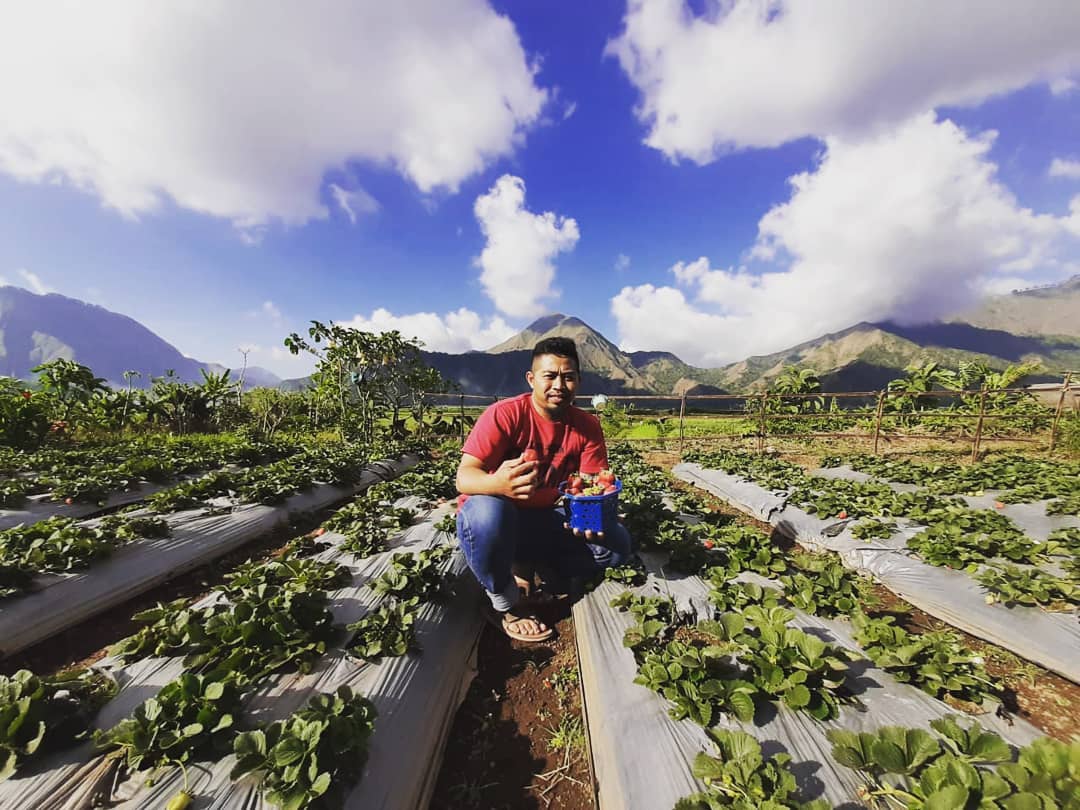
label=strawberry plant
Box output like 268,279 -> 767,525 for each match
111,598 -> 204,661
827,719 -> 1080,809
98,513 -> 171,542
1,668 -> 116,782
645,520 -> 718,575
849,612 -> 999,704
906,508 -> 1041,570
371,546 -> 454,601
98,670 -> 241,770
779,553 -> 865,618
676,728 -> 830,810
739,608 -> 853,721
634,639 -> 756,725
851,518 -> 896,540
0,516 -> 133,596
604,560 -> 647,586
231,686 -> 376,810
703,524 -> 787,579
1046,492 -> 1080,517
976,565 -> 1079,610
705,578 -> 782,614
0,479 -> 29,507
610,590 -> 679,652
1046,526 -> 1080,555
347,597 -> 421,661
433,511 -> 457,537
322,503 -> 393,558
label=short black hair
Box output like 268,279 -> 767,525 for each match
532,337 -> 580,370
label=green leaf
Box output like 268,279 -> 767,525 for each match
923,784 -> 969,810
1001,793 -> 1046,810
728,692 -> 755,723
311,771 -> 331,796
272,737 -> 307,767
0,750 -> 17,782
692,752 -> 726,781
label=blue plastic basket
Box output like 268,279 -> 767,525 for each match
558,479 -> 622,533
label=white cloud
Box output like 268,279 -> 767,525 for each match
261,301 -> 284,324
0,0 -> 547,232
246,300 -> 285,326
340,307 -> 516,353
17,268 -> 53,295
607,0 -> 1080,161
473,174 -> 580,318
1049,158 -> 1080,180
614,253 -> 631,272
1050,77 -> 1077,96
329,183 -> 379,224
612,115 -> 1079,367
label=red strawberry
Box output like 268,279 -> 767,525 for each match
703,539 -> 715,550
837,510 -> 848,520
522,449 -> 539,462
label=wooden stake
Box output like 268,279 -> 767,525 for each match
1048,372 -> 1073,455
872,390 -> 886,455
678,395 -> 687,457
757,393 -> 767,454
970,389 -> 988,463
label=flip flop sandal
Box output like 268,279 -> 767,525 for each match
486,608 -> 554,643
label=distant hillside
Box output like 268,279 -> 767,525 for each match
0,286 -> 280,388
714,321 -> 1080,392
954,275 -> 1080,338
7,280 -> 1073,401
483,313 -> 727,397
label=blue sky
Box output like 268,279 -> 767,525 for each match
1,0 -> 1079,379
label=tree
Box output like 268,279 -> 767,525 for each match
770,366 -> 823,413
245,388 -> 301,439
31,359 -> 108,431
149,370 -> 208,434
886,362 -> 957,412
285,321 -> 449,444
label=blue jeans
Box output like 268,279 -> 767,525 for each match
457,495 -> 633,611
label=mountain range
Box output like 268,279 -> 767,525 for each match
2,276 -> 1078,395
0,285 -> 281,388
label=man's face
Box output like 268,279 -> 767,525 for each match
527,354 -> 579,418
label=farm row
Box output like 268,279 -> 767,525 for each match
573,446 -> 1076,809
2,454 -> 482,810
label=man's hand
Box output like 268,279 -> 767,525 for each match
496,456 -> 539,500
564,522 -> 603,541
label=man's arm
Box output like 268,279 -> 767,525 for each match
457,452 -> 539,500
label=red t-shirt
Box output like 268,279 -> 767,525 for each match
460,393 -> 608,509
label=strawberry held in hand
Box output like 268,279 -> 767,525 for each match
522,448 -> 539,462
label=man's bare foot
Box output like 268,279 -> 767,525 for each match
499,611 -> 553,642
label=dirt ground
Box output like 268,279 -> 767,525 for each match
429,606 -> 595,810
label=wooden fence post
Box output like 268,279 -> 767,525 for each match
678,395 -> 687,456
1048,372 -> 1073,455
970,389 -> 988,463
872,390 -> 886,455
757,393 -> 767,453
459,394 -> 466,443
